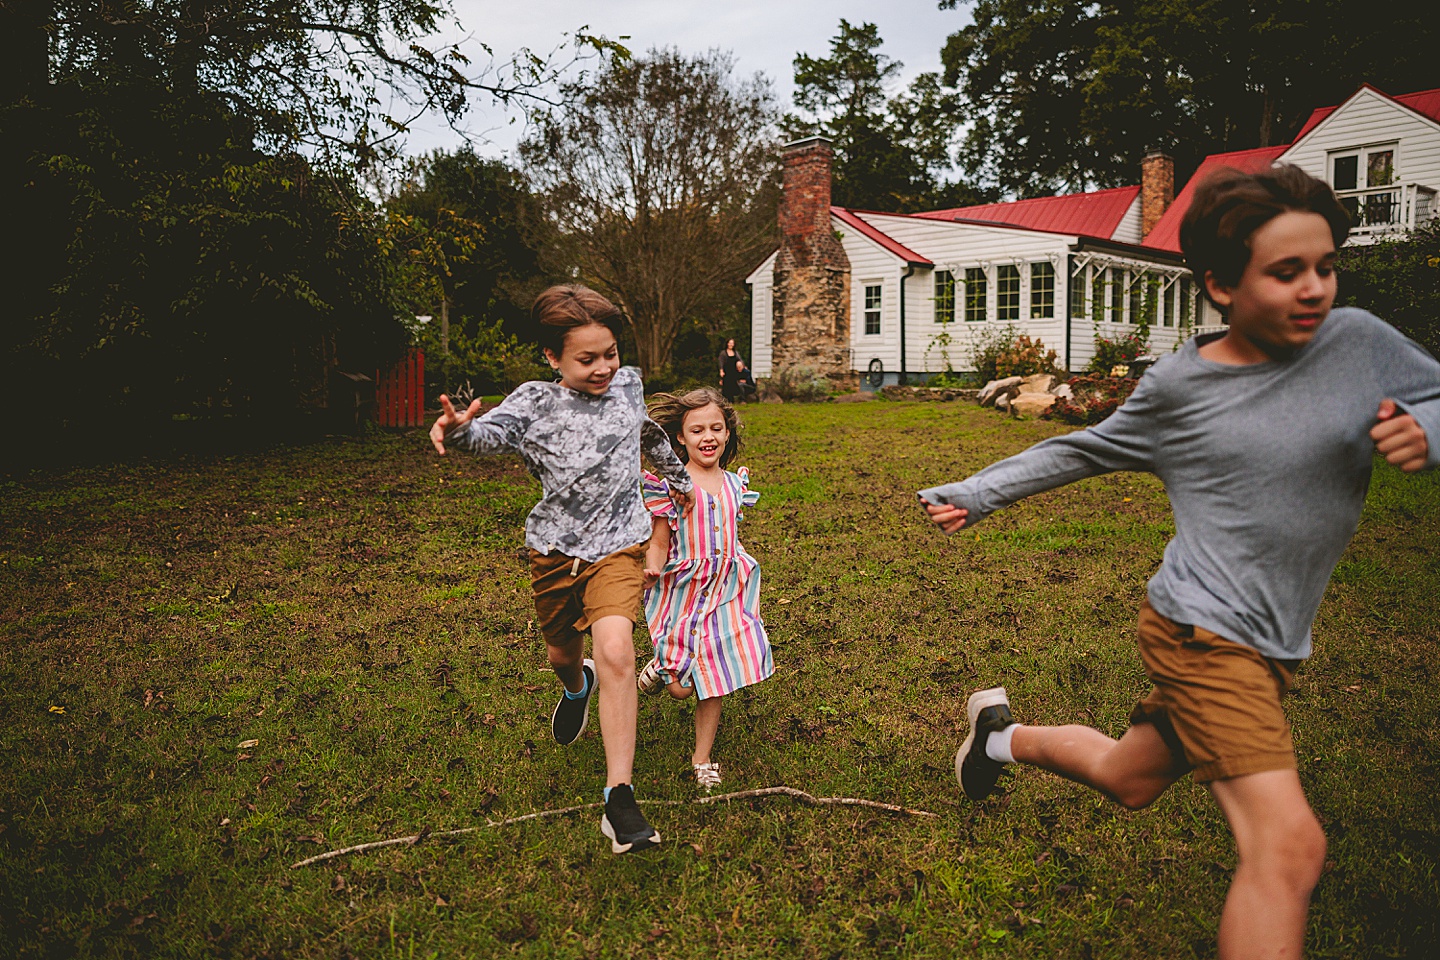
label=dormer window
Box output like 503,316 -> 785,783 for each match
1329,144 -> 1400,229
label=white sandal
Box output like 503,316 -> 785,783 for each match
693,761 -> 722,791
637,658 -> 664,694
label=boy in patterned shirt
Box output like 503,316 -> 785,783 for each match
430,284 -> 693,854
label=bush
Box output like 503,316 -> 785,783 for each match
1086,328 -> 1151,375
1337,221 -> 1440,359
764,366 -> 833,402
1044,375 -> 1139,425
968,325 -> 1060,382
994,335 -> 1060,380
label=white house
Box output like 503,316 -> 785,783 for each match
750,83 -> 1440,386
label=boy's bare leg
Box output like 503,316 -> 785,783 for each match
545,635 -> 585,693
1011,721 -> 1188,810
1209,770 -> 1325,960
590,615 -> 638,787
692,696 -> 722,765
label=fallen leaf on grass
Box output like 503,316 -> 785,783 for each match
48,705 -> 66,715
238,739 -> 259,749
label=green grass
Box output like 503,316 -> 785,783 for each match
1,402 -> 1437,959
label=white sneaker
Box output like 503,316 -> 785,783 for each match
956,687 -> 1014,801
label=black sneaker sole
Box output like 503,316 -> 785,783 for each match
600,814 -> 661,854
956,687 -> 1012,801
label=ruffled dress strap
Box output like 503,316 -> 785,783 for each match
641,470 -> 680,530
732,466 -> 760,517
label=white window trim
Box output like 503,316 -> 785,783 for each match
861,280 -> 883,336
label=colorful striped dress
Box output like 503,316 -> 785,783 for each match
641,467 -> 773,700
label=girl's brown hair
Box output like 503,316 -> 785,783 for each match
646,387 -> 741,467
1179,163 -> 1350,308
531,284 -> 624,357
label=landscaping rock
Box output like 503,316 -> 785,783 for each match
879,385 -> 979,402
1010,393 -> 1059,418
1019,373 -> 1056,394
1052,382 -> 1074,401
994,392 -> 1011,411
978,376 -> 1022,406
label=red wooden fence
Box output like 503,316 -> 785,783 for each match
375,348 -> 427,427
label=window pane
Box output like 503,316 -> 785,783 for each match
997,264 -> 1020,321
1367,150 -> 1394,187
1162,280 -> 1174,327
1333,155 -> 1358,191
965,267 -> 987,322
1030,262 -> 1055,318
934,270 -> 955,324
1092,268 -> 1105,320
865,284 -> 881,334
1069,264 -> 1086,319
1109,268 -> 1124,322
1180,279 -> 1192,324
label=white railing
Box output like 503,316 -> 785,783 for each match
1189,323 -> 1228,339
1336,182 -> 1438,239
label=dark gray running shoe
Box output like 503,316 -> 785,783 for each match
551,659 -> 595,746
956,686 -> 1014,801
600,784 -> 661,854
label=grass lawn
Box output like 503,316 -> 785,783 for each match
2,400 -> 1437,959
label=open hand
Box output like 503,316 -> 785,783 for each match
429,394 -> 482,455
1371,398 -> 1429,473
919,495 -> 970,534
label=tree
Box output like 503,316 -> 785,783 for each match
521,49 -> 780,374
383,148 -> 549,393
941,0 -> 1440,196
17,0 -> 615,164
789,20 -> 990,212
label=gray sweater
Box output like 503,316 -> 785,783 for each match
446,366 -> 693,562
919,308 -> 1440,660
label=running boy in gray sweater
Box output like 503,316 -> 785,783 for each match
919,165 -> 1438,959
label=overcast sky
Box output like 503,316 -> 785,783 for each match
400,0 -> 974,159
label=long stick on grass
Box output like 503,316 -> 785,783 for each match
290,787 -> 937,869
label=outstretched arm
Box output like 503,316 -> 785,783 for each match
644,518 -> 671,588
430,385 -> 537,458
918,372 -> 1163,531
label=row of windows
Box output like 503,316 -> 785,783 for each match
933,263 -> 1055,324
861,263 -> 1199,335
1069,264 -> 1200,328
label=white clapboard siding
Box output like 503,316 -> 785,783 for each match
840,220 -> 909,378
1110,195 -> 1145,244
745,251 -> 777,377
1282,88 -> 1440,192
855,212 -> 1076,373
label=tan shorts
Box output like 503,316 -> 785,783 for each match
529,543 -> 647,648
1130,600 -> 1300,783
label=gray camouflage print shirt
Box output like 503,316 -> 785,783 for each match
445,366 -> 693,562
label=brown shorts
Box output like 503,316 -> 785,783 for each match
529,543 -> 647,648
1130,600 -> 1301,783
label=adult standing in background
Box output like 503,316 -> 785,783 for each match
718,338 -> 743,401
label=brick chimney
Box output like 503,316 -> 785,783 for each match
772,136 -> 852,380
1141,150 -> 1175,238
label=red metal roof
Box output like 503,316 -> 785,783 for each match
1143,146 -> 1288,253
831,206 -> 932,265
910,186 -> 1140,239
1292,84 -> 1440,143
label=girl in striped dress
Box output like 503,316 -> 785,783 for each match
639,387 -> 773,790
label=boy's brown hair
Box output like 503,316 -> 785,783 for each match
532,284 -> 624,357
646,387 -> 741,467
1180,164 -> 1350,308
